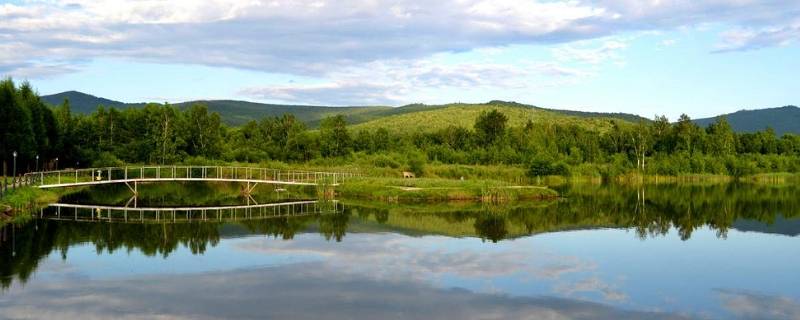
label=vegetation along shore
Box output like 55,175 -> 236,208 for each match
2,77 -> 800,218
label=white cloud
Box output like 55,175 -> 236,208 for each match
660,39 -> 677,47
555,276 -> 628,302
553,40 -> 629,64
715,24 -> 800,52
717,289 -> 800,320
3,0 -> 799,75
2,0 -> 800,103
239,58 -> 581,105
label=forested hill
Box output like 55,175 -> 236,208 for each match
40,91 -> 646,127
693,106 -> 800,135
41,91 -> 137,113
40,91 -> 394,126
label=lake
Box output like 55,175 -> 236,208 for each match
1,182 -> 799,319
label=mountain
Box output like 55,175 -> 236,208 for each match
693,106 -> 800,135
39,91 -> 646,128
40,91 -> 137,113
40,91 -> 392,127
172,100 -> 392,128
351,102 -> 628,133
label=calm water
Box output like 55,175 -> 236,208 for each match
1,183 -> 799,319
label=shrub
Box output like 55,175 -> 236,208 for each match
526,156 -> 569,177
92,152 -> 124,167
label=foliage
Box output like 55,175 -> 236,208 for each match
5,78 -> 800,180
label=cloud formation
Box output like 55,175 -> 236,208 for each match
0,262 -> 693,320
2,0 -> 799,104
717,289 -> 800,320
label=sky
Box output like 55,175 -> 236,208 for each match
1,0 -> 799,119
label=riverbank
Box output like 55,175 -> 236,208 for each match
0,186 -> 61,225
335,177 -> 558,202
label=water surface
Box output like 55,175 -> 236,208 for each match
1,183 -> 798,319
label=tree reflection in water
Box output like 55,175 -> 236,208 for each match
2,182 -> 799,289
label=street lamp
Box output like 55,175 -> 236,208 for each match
36,155 -> 39,172
12,151 -> 17,183
55,157 -> 59,170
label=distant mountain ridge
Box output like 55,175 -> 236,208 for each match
43,91 -> 793,134
693,105 -> 800,135
41,91 -> 135,112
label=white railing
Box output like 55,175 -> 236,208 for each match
24,165 -> 361,188
41,200 -> 342,223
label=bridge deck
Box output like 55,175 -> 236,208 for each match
25,165 -> 357,190
38,178 -> 323,189
43,200 -> 341,223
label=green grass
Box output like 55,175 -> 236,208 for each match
350,103 -> 625,134
336,177 -> 557,202
0,186 -> 60,225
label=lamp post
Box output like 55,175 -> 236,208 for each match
55,157 -> 59,170
12,151 -> 17,185
36,155 -> 39,172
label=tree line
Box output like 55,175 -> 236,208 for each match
2,78 -> 800,178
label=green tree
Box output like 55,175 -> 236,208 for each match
674,114 -> 700,153
706,117 -> 736,156
474,109 -> 508,145
185,104 -> 222,157
319,115 -> 351,157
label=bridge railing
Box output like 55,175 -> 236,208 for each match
41,200 -> 342,223
24,166 -> 361,187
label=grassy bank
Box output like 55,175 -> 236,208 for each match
335,177 -> 558,202
0,186 -> 60,225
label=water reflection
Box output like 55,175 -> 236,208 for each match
1,182 -> 799,319
0,261 -> 704,320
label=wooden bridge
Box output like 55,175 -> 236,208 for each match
23,166 -> 357,195
40,200 -> 341,224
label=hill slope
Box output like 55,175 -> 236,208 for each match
40,91 -> 136,113
40,91 -> 393,126
351,102 -> 626,133
171,100 -> 392,127
41,91 -> 646,128
693,106 -> 800,135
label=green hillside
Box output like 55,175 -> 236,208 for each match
171,100 -> 391,127
40,91 -> 645,128
351,102 -> 625,133
40,91 -> 392,127
40,91 -> 138,113
693,105 -> 800,135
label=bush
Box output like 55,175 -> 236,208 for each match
372,154 -> 400,169
407,152 -> 427,176
526,156 -> 569,177
92,152 -> 124,167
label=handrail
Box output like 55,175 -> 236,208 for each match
24,165 -> 362,189
41,200 -> 343,223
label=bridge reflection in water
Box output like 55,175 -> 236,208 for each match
39,200 -> 342,224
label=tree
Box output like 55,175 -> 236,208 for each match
630,121 -> 651,172
651,115 -> 673,153
706,117 -> 736,156
474,109 -> 508,145
0,79 -> 38,172
185,104 -> 222,157
319,115 -> 351,157
674,114 -> 700,153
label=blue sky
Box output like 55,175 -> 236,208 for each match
1,0 -> 799,119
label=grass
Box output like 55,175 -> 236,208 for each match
350,103 -> 625,134
336,177 -> 558,202
0,186 -> 60,225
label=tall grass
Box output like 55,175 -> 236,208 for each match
336,177 -> 557,202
